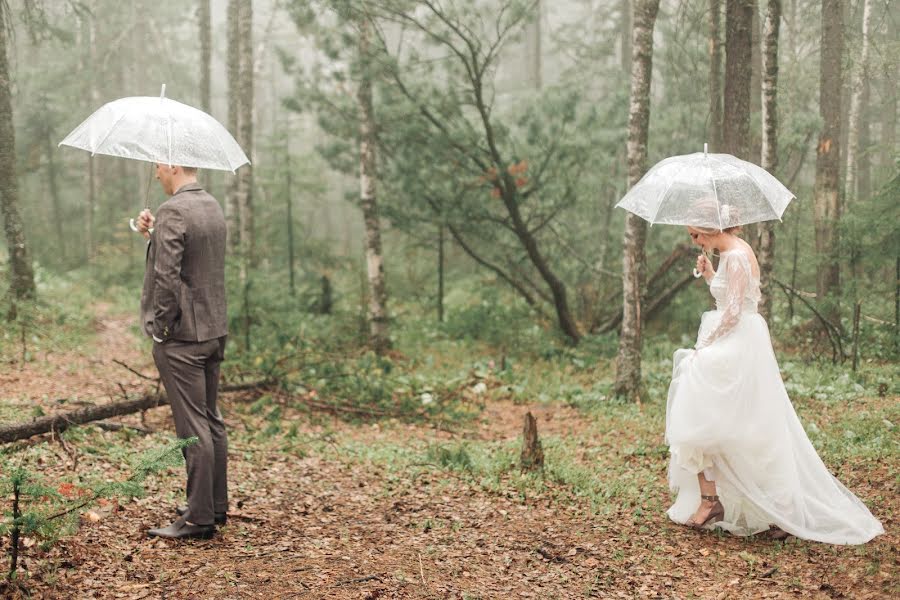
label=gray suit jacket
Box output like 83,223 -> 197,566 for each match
141,182 -> 228,343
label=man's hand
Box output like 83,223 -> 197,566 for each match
136,209 -> 155,240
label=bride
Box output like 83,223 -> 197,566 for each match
664,225 -> 884,544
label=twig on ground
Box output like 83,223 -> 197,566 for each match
92,421 -> 152,435
333,574 -> 381,587
418,552 -> 426,585
112,359 -> 157,381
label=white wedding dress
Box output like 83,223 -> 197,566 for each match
665,249 -> 884,544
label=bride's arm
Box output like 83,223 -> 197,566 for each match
695,254 -> 750,349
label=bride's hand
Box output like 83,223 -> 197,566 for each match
695,254 -> 714,280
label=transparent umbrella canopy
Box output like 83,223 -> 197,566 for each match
58,84 -> 249,172
615,145 -> 795,230
58,84 -> 249,232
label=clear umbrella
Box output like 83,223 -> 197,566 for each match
615,144 -> 795,277
58,84 -> 249,232
59,84 -> 249,172
615,144 -> 795,230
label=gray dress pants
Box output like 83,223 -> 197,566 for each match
152,336 -> 228,526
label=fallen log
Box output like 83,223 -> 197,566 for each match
0,393 -> 169,444
0,380 -> 271,444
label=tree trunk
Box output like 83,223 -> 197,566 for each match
44,122 -> 65,257
844,0 -> 872,207
0,5 -> 36,302
614,0 -> 660,403
757,0 -> 781,323
723,0 -> 753,160
880,23 -> 897,182
358,17 -> 390,354
519,412 -> 544,472
286,150 -> 295,297
707,0 -> 723,151
526,0 -> 542,89
437,222 -> 445,322
749,0 -> 762,162
226,0 -> 241,252
237,0 -> 254,267
621,0 -> 632,76
813,0 -> 843,317
199,0 -> 212,114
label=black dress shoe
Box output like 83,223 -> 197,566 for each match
147,517 -> 215,540
175,505 -> 227,525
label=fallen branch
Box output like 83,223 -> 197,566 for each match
0,378 -> 272,444
772,278 -> 845,362
0,393 -> 169,444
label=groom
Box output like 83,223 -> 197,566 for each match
137,163 -> 229,540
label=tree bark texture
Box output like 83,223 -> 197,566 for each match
723,0 -> 753,160
813,0 -> 843,313
614,0 -> 660,403
526,0 -> 542,89
237,0 -> 255,266
758,0 -> 781,323
226,0 -> 241,252
519,412 -> 544,472
0,394 -> 169,444
358,17 -> 390,354
844,0 -> 872,205
0,4 -> 36,301
621,0 -> 632,76
199,0 -> 212,114
707,0 -> 723,151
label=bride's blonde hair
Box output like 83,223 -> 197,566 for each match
690,225 -> 743,236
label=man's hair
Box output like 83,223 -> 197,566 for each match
181,166 -> 199,175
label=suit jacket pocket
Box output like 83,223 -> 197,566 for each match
172,283 -> 196,340
190,285 -> 226,341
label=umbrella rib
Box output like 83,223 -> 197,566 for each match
208,122 -> 242,172
88,111 -> 130,157
742,167 -> 792,221
647,167 -> 682,227
710,168 -> 723,231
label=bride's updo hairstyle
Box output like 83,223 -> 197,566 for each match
690,224 -> 743,236
689,196 -> 742,235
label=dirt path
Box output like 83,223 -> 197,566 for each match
5,309 -> 897,599
0,302 -> 155,421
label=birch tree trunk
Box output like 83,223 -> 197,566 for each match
525,0 -> 542,89
813,0 -> 843,318
614,0 -> 660,403
757,0 -> 780,323
707,0 -> 723,151
0,4 -> 35,302
723,0 -> 753,160
844,0 -> 872,206
358,16 -> 390,354
226,0 -> 241,252
199,0 -> 212,114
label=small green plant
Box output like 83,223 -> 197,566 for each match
0,437 -> 196,589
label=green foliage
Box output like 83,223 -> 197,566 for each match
0,437 -> 195,580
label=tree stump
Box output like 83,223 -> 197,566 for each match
519,411 -> 544,472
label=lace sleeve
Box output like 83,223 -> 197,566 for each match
695,253 -> 750,349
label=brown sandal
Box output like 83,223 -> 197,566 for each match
687,494 -> 725,530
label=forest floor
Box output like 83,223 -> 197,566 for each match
0,302 -> 897,600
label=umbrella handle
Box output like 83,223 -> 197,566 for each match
129,218 -> 154,235
692,268 -> 703,279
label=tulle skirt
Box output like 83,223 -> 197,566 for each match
665,310 -> 884,544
